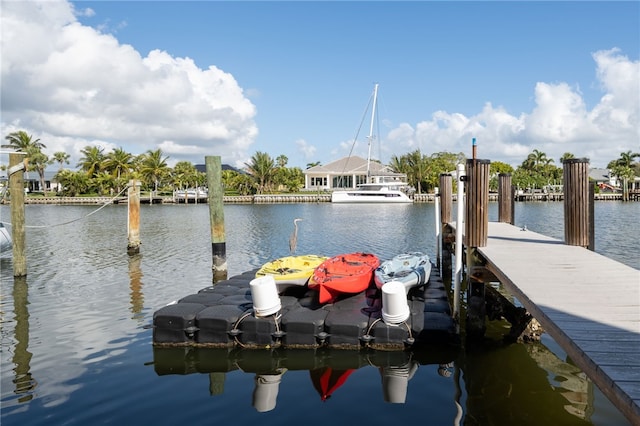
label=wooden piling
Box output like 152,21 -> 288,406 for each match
127,179 -> 141,255
464,159 -> 490,248
8,153 -> 27,277
498,173 -> 514,225
562,158 -> 590,247
206,156 -> 227,281
439,173 -> 452,274
439,173 -> 452,225
464,159 -> 490,339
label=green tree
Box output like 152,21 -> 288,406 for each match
276,155 -> 288,168
607,150 -> 640,201
172,161 -> 202,190
3,130 -> 46,153
50,151 -> 70,171
55,169 -> 90,196
77,146 -> 105,178
139,149 -> 170,192
559,152 -> 575,164
489,161 -> 515,192
104,147 -> 134,192
245,151 -> 276,193
28,150 -> 50,194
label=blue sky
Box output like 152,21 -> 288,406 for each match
1,1 -> 639,170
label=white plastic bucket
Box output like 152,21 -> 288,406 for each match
250,275 -> 281,317
381,280 -> 410,325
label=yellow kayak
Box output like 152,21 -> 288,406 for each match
256,254 -> 329,293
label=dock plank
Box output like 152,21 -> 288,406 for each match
453,221 -> 640,423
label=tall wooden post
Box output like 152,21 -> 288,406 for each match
9,153 -> 27,276
127,180 -> 141,255
206,156 -> 227,282
465,159 -> 490,248
439,174 -> 453,281
465,159 -> 490,339
498,173 -> 514,224
563,158 -> 590,248
439,174 -> 452,225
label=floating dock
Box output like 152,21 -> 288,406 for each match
152,264 -> 456,350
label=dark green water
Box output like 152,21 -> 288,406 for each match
0,202 -> 637,425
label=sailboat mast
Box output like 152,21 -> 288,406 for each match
366,83 -> 379,180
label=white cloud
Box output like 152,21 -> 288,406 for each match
384,49 -> 639,168
1,0 -> 257,168
295,138 -> 317,162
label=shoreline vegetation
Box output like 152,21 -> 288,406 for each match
1,191 -> 635,205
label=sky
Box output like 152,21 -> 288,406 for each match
1,1 -> 639,171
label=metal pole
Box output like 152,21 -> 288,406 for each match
453,163 -> 466,320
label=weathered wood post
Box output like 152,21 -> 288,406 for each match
206,156 -> 227,282
127,179 -> 141,255
562,158 -> 590,248
498,173 -> 514,224
465,158 -> 490,339
439,173 -> 453,279
9,152 -> 27,276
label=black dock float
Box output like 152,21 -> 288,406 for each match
152,264 -> 457,350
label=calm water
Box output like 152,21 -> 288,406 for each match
0,201 -> 638,425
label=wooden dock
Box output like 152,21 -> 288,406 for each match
452,221 -> 640,423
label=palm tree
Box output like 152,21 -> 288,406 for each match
28,151 -> 50,194
77,146 -> 105,178
139,149 -> 170,192
559,152 -> 575,164
3,130 -> 46,153
608,150 -> 640,201
50,151 -> 71,171
245,151 -> 275,193
103,147 -> 134,193
104,147 -> 134,179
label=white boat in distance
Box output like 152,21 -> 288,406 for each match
331,84 -> 413,204
174,188 -> 208,201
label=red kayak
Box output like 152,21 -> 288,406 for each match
308,252 -> 380,304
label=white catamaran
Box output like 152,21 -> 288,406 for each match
331,84 -> 413,204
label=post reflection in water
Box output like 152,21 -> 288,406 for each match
128,253 -> 144,320
12,276 -> 37,403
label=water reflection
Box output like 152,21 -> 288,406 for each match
153,346 -> 458,412
12,276 -> 37,403
459,332 -> 594,425
128,254 -> 144,320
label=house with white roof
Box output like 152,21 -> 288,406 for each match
302,156 -> 407,191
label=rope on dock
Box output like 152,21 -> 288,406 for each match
0,185 -> 130,229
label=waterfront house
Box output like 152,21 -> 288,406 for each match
303,156 -> 407,191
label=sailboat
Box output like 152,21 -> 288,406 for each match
331,84 -> 413,204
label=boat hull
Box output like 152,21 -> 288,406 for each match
374,252 -> 431,292
308,252 -> 380,304
0,223 -> 11,253
255,254 -> 328,293
331,189 -> 412,204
